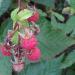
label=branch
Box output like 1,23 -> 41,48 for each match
54,44 -> 75,58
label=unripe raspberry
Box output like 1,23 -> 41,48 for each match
28,11 -> 39,22
27,47 -> 41,62
0,45 -> 11,56
21,35 -> 38,50
13,62 -> 24,72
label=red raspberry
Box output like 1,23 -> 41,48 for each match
28,11 -> 39,22
27,47 -> 41,62
13,62 -> 24,72
0,45 -> 11,56
21,35 -> 38,50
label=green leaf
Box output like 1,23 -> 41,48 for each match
66,69 -> 75,75
0,53 -> 12,75
0,19 -> 12,75
0,19 -> 13,42
63,16 -> 75,35
70,8 -> 75,15
19,55 -> 63,75
70,0 -> 75,9
31,0 -> 54,7
0,0 -> 12,16
11,31 -> 19,44
51,15 -> 63,30
1,17 -> 75,75
52,12 -> 64,22
38,9 -> 47,17
20,20 -> 29,27
62,7 -> 75,15
37,17 -> 75,59
51,15 -> 66,30
18,9 -> 33,21
11,8 -> 19,22
51,15 -> 75,38
61,50 -> 75,69
62,7 -> 71,15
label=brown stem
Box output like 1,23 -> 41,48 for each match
18,0 -> 21,9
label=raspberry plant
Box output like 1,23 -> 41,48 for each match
0,0 -> 75,75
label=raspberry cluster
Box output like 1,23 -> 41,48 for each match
0,6 -> 41,72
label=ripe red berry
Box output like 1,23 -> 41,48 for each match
21,35 -> 38,50
13,62 -> 24,72
0,45 -> 11,56
28,11 -> 39,22
27,47 -> 41,62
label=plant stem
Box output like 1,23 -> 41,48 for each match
54,44 -> 75,58
18,0 -> 21,9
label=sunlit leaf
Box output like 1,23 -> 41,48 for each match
18,9 -> 33,21
11,8 -> 19,22
11,31 -> 19,44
